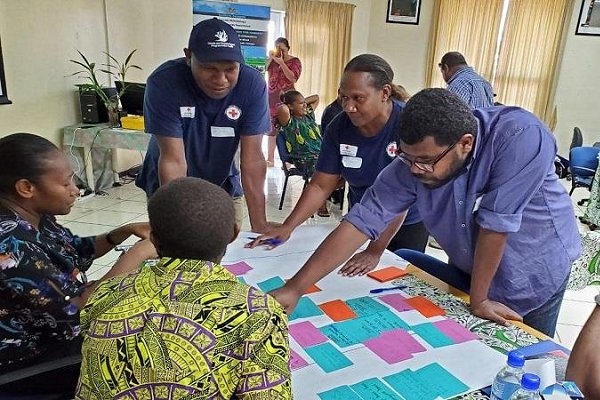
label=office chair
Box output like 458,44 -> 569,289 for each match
275,133 -> 310,210
571,127 -> 584,150
569,146 -> 600,200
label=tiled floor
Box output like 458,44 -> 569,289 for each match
65,166 -> 597,349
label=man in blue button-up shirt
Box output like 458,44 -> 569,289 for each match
439,52 -> 495,109
271,89 -> 580,337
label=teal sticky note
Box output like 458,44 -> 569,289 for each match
289,296 -> 324,320
346,296 -> 389,316
350,378 -> 403,399
318,386 -> 362,400
383,369 -> 439,400
414,363 -> 469,398
364,310 -> 410,332
319,324 -> 363,347
305,342 -> 353,373
237,276 -> 247,284
412,323 -> 454,348
320,317 -> 380,347
256,276 -> 285,293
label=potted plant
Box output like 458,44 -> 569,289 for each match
70,49 -> 142,126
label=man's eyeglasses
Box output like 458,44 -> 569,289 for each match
397,140 -> 459,173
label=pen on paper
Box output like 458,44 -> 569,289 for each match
370,286 -> 407,294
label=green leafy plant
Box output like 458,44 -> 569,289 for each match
69,49 -> 142,107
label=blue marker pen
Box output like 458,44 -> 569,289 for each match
369,285 -> 407,294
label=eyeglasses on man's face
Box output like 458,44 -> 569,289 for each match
397,140 -> 459,173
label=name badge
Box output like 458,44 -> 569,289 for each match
342,156 -> 363,169
340,144 -> 358,157
180,106 -> 195,118
211,126 -> 235,138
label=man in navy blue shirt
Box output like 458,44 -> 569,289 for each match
136,18 -> 273,232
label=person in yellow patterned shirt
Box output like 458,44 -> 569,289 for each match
76,177 -> 291,399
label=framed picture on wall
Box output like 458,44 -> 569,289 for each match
0,36 -> 11,105
386,0 -> 421,25
576,0 -> 600,36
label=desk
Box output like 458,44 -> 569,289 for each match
223,225 -> 548,399
62,124 -> 150,191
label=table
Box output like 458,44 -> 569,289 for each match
223,225 -> 549,399
62,124 -> 150,191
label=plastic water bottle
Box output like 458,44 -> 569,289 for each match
510,373 -> 542,400
490,350 -> 525,400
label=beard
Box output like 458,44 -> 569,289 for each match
416,156 -> 468,189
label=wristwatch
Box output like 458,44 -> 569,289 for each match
595,293 -> 600,306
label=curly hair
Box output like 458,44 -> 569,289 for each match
398,88 -> 478,146
148,177 -> 235,262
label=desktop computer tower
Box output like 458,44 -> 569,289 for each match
78,87 -> 117,124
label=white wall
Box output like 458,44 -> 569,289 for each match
0,0 -> 192,170
553,0 -> 600,152
366,0 -> 434,96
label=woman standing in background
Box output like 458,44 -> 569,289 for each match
266,37 -> 302,166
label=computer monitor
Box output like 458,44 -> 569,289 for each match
116,81 -> 145,116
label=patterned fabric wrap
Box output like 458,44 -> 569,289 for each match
0,207 -> 94,370
76,257 -> 291,400
568,231 -> 600,290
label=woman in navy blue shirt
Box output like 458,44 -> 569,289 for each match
249,54 -> 428,275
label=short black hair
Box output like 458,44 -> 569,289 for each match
148,177 -> 235,262
440,52 -> 467,67
275,37 -> 290,48
0,133 -> 60,195
281,90 -> 302,104
399,88 -> 478,146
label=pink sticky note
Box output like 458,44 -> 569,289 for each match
364,334 -> 414,364
290,349 -> 309,370
379,293 -> 414,312
224,261 -> 253,276
381,329 -> 427,354
433,319 -> 479,344
289,321 -> 328,348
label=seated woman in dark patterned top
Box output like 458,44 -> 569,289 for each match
0,133 -> 154,396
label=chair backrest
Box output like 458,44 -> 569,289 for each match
275,133 -> 291,164
571,127 -> 584,150
569,146 -> 600,177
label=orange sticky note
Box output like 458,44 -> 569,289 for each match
367,266 -> 408,282
319,299 -> 357,321
304,284 -> 322,294
405,296 -> 446,318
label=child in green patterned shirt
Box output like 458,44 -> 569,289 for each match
275,90 -> 329,216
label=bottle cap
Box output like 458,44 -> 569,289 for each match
507,350 -> 525,368
521,373 -> 540,391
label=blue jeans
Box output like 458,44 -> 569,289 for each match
394,249 -> 568,337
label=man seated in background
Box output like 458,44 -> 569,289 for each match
76,177 -> 291,399
438,51 -> 495,109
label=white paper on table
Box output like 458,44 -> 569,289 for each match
524,358 -> 557,391
225,225 -> 506,399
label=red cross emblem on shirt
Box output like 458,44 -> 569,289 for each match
386,141 -> 398,158
225,105 -> 241,120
